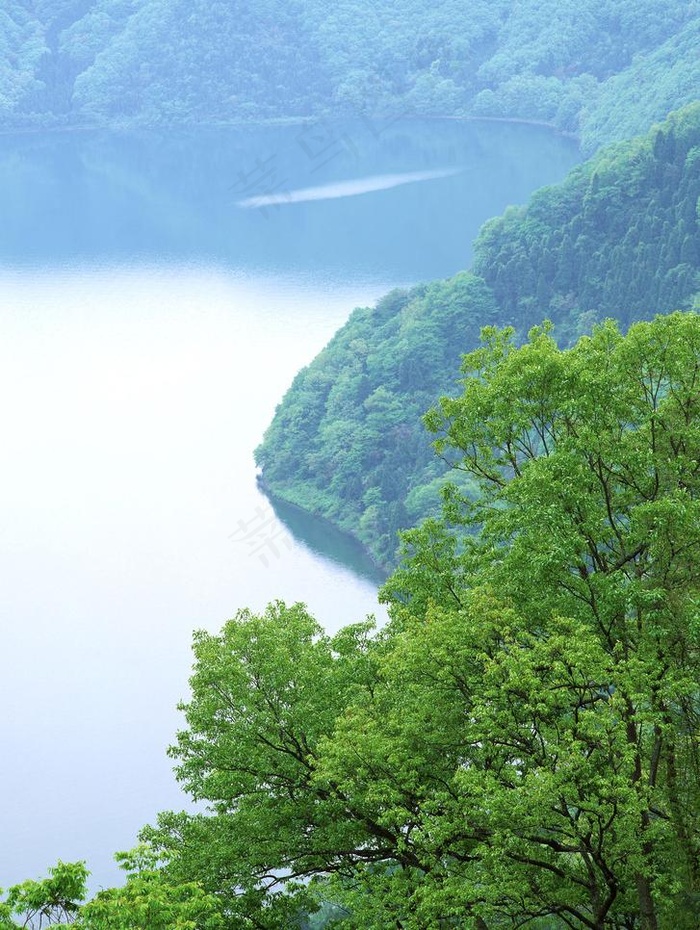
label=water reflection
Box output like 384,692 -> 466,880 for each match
264,492 -> 388,586
0,120 -> 579,278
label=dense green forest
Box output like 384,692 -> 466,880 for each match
1,0 -> 699,149
9,315 -> 700,928
256,104 -> 700,570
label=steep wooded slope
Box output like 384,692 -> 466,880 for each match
256,105 -> 700,568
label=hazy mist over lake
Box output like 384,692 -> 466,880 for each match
0,119 -> 579,889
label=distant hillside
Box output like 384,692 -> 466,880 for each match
255,104 -> 700,569
2,0 -> 699,149
473,104 -> 700,334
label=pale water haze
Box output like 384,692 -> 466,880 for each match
0,265 -> 388,889
0,120 -> 579,890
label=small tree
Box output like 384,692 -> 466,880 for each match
77,845 -> 223,930
0,861 -> 88,929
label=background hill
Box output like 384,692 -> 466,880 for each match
1,0 -> 698,150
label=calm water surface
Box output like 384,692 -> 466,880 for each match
0,120 -> 580,889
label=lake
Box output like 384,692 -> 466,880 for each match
0,118 -> 579,890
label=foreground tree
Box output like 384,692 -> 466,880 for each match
148,313 -> 700,928
376,313 -> 700,926
143,601 -> 386,928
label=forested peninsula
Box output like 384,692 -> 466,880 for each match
256,103 -> 700,570
1,0 -> 699,151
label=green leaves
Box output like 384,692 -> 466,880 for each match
0,861 -> 88,929
140,602 -> 385,926
137,314 -> 700,926
77,845 -> 224,930
396,313 -> 700,924
0,852 -> 224,930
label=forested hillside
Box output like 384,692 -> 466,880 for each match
256,104 -> 700,570
1,0 -> 699,149
474,104 -> 700,332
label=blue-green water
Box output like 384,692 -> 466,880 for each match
0,119 -> 578,275
0,119 -> 579,890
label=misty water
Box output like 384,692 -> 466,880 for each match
0,119 -> 579,890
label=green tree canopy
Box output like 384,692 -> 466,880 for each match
148,313 -> 700,928
0,861 -> 88,929
77,845 -> 223,930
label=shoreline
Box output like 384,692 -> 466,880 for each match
256,475 -> 391,584
0,112 -> 581,145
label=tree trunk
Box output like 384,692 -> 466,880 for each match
625,706 -> 659,930
636,871 -> 658,930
